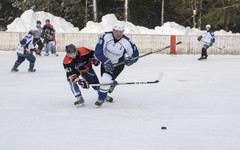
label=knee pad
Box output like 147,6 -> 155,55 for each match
99,73 -> 113,93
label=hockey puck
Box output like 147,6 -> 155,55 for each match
161,127 -> 167,130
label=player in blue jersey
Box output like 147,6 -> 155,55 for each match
198,24 -> 215,60
11,26 -> 40,72
94,20 -> 139,107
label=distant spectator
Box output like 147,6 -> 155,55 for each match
33,20 -> 43,55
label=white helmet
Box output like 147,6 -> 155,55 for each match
29,26 -> 38,31
205,24 -> 211,29
113,20 -> 125,31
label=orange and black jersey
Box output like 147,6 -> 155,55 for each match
42,24 -> 55,41
63,47 -> 95,78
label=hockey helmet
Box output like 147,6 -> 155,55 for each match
45,19 -> 50,23
113,20 -> 125,31
66,44 -> 77,54
205,24 -> 211,29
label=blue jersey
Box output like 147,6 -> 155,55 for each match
95,31 -> 139,64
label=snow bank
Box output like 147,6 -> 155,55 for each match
7,9 -> 79,33
7,10 -> 238,35
80,14 -> 239,35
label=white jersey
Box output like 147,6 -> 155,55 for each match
95,31 -> 139,64
201,30 -> 215,44
17,32 -> 35,55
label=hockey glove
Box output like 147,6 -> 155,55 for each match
209,42 -> 213,47
124,57 -> 135,66
31,48 -> 40,54
78,79 -> 90,89
103,59 -> 114,73
69,74 -> 78,83
198,36 -> 202,41
91,58 -> 100,66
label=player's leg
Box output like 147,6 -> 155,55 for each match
44,43 -> 49,56
11,55 -> 25,72
95,64 -> 125,107
37,39 -> 43,55
51,41 -> 58,56
203,44 -> 210,59
68,73 -> 84,107
81,68 -> 100,91
26,54 -> 36,72
101,64 -> 125,93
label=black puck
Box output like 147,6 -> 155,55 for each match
161,127 -> 167,130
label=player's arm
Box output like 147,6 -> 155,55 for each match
124,38 -> 139,66
94,33 -> 107,62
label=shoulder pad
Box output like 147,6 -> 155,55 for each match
63,55 -> 72,64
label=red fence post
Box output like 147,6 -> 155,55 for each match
170,35 -> 176,54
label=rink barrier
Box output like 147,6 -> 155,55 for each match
0,31 -> 239,54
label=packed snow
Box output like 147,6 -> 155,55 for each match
7,9 -> 80,33
1,51 -> 240,150
7,9 -> 239,35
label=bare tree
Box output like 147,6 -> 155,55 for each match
85,0 -> 88,23
198,0 -> 202,29
161,0 -> 164,26
191,0 -> 197,28
93,0 -> 98,22
124,0 -> 128,21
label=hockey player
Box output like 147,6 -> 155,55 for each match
33,20 -> 43,55
41,19 -> 58,56
63,44 -> 104,107
94,20 -> 139,107
197,24 -> 215,60
11,26 -> 40,72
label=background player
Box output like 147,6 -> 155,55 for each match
94,20 -> 139,107
42,19 -> 58,56
11,26 -> 40,72
33,20 -> 43,56
198,24 -> 215,60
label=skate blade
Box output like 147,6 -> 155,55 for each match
75,103 -> 85,108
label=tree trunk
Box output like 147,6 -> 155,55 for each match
93,0 -> 98,22
124,0 -> 128,21
198,0 -> 202,29
85,0 -> 88,24
161,0 -> 164,26
191,0 -> 197,28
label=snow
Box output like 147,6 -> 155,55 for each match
1,51 -> 240,150
7,9 -> 80,33
80,14 -> 239,35
7,10 -> 239,35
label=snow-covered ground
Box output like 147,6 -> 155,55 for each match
0,51 -> 240,150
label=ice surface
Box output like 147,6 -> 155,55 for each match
0,51 -> 240,150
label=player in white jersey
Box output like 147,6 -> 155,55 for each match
11,26 -> 40,72
94,20 -> 139,107
197,24 -> 215,60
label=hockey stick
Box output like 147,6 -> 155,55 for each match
200,40 -> 225,50
113,27 -> 190,67
89,80 -> 159,86
33,38 -> 42,45
75,72 -> 163,86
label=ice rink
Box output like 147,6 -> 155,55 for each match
0,51 -> 240,150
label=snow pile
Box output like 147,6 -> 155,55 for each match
81,14 -> 239,35
7,9 -> 238,35
7,9 -> 79,33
